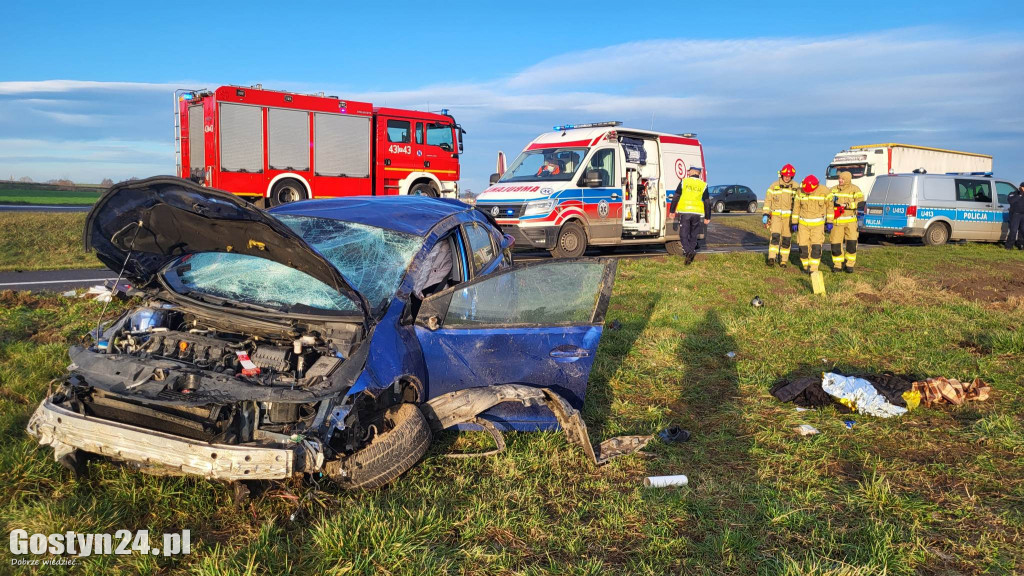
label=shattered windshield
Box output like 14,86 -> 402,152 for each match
162,217 -> 423,315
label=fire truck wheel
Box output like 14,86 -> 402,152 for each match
550,221 -> 587,259
269,178 -> 308,206
410,182 -> 440,197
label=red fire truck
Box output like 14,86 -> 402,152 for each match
175,85 -> 463,205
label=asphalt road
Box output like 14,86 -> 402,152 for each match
0,204 -> 92,212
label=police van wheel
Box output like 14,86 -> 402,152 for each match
747,201 -> 758,213
269,178 -> 307,206
714,201 -> 725,213
923,222 -> 950,246
665,240 -> 685,257
551,221 -> 587,258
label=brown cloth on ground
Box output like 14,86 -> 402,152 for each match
771,376 -> 835,408
911,377 -> 991,407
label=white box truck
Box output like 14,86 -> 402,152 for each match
826,143 -> 992,199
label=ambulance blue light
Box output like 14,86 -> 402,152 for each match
506,209 -> 514,216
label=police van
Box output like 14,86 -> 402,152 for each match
475,122 -> 706,258
860,172 -> 1017,245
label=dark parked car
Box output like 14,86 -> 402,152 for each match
27,177 -> 637,490
709,185 -> 759,213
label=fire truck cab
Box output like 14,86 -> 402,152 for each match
474,123 -> 706,257
176,86 -> 462,204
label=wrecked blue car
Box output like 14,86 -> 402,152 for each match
27,177 -> 642,490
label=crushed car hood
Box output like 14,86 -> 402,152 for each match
85,176 -> 371,322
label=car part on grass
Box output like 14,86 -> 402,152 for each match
645,474 -> 688,488
422,384 -> 652,465
911,377 -> 990,406
750,296 -> 764,308
325,403 -> 432,490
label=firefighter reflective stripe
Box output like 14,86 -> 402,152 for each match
772,210 -> 793,216
799,217 -> 825,225
677,177 -> 707,215
835,215 -> 858,224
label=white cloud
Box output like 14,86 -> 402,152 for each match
1,28 -> 1022,190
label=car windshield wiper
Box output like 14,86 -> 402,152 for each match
184,291 -> 290,314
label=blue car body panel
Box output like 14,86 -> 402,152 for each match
414,325 -> 604,430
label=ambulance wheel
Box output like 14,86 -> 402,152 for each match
713,201 -> 725,213
665,240 -> 685,257
269,178 -> 307,206
923,222 -> 950,246
410,182 -> 439,198
747,201 -> 758,213
550,221 -> 587,258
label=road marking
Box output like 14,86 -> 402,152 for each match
0,278 -> 115,287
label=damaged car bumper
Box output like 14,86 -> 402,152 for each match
27,397 -> 323,480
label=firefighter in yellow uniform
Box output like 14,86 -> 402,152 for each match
762,163 -> 799,267
791,175 -> 834,273
829,170 -> 865,273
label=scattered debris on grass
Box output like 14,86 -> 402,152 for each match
794,424 -> 820,436
658,426 -> 691,443
644,474 -> 688,488
822,373 -> 907,418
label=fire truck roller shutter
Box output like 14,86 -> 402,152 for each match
268,108 -> 310,171
187,104 -> 205,172
219,103 -> 264,173
314,113 -> 371,178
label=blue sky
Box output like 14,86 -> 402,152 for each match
2,0 -> 1022,195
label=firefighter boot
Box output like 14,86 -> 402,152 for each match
779,235 -> 791,267
844,239 -> 857,273
829,224 -> 846,272
767,232 -> 780,266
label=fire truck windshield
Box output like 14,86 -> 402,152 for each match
499,148 -> 587,182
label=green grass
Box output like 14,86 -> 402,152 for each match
0,187 -> 101,206
1,244 -> 1022,574
717,214 -> 771,240
0,213 -> 102,271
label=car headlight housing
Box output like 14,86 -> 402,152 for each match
522,198 -> 555,217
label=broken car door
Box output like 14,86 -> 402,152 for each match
414,258 -> 616,430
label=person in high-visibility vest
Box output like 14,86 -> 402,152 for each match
829,170 -> 865,273
791,175 -> 834,273
668,165 -> 710,265
762,163 -> 799,267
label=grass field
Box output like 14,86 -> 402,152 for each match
1,244 -> 1022,574
0,213 -> 102,271
0,186 -> 101,206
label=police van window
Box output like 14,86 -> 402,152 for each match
387,120 -> 410,143
586,149 -> 615,187
956,179 -> 992,203
463,221 -> 496,274
995,181 -> 1016,205
415,122 -> 424,145
426,122 -> 454,150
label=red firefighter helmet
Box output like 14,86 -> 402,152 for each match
779,164 -> 796,179
801,175 -> 819,193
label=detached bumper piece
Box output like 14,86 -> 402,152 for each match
27,398 -> 299,480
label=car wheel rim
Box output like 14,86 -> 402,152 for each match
562,232 -> 580,252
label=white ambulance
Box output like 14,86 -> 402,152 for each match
476,122 -> 707,258
827,143 -> 993,199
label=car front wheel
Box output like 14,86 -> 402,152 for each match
923,222 -> 950,246
331,403 -> 432,490
747,201 -> 758,213
714,201 -> 725,213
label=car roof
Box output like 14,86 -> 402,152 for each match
269,196 -> 474,236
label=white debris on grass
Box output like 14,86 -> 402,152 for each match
794,424 -> 819,436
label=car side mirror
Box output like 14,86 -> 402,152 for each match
583,170 -> 602,187
489,173 -> 500,185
